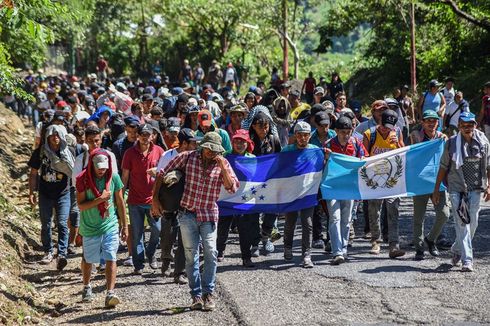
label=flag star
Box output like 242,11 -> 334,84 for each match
241,194 -> 248,201
250,186 -> 256,192
259,195 -> 265,200
252,189 -> 257,195
261,184 -> 267,189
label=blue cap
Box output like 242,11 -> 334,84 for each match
124,115 -> 140,127
171,87 -> 184,96
459,111 -> 476,123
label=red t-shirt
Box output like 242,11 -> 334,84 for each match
326,136 -> 367,158
122,142 -> 164,205
97,59 -> 108,71
304,77 -> 316,93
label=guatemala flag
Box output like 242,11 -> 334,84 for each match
321,139 -> 445,200
218,148 -> 325,215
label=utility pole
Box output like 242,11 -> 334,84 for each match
409,0 -> 417,96
282,0 -> 289,81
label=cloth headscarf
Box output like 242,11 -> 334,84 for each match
76,148 -> 113,218
43,125 -> 75,177
241,105 -> 278,137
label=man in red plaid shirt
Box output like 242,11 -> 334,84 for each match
154,131 -> 239,311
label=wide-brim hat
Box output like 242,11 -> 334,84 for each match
199,131 -> 225,153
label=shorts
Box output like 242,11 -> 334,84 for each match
82,229 -> 119,264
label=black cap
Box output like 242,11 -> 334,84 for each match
335,116 -> 353,130
314,111 -> 330,126
428,79 -> 440,88
124,115 -> 140,127
311,104 -> 326,116
178,128 -> 201,143
381,109 -> 398,129
280,82 -> 291,89
137,123 -> 153,134
141,94 -> 153,102
290,89 -> 301,98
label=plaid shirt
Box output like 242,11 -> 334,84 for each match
162,150 -> 239,222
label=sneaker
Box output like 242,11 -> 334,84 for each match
270,229 -> 282,242
312,239 -> 325,249
262,239 -> 274,255
149,257 -> 158,270
190,296 -> 203,310
324,240 -> 331,253
57,256 -> 68,271
133,268 -> 143,275
40,252 -> 54,265
202,293 -> 216,311
302,256 -> 314,268
82,286 -> 94,302
105,292 -> 120,308
251,246 -> 260,258
369,242 -> 380,255
67,244 -> 77,255
388,244 -> 405,259
347,239 -> 354,248
461,262 -> 474,272
230,226 -> 239,234
331,255 -> 345,266
161,260 -> 171,277
123,256 -> 133,267
174,274 -> 188,284
363,232 -> 372,239
451,253 -> 462,267
424,237 -> 440,257
414,250 -> 425,261
242,258 -> 255,268
284,247 -> 293,261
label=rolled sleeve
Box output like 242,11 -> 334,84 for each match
161,151 -> 190,176
223,159 -> 239,193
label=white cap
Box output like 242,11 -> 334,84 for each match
294,121 -> 311,134
92,154 -> 109,169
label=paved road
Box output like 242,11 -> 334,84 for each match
29,198 -> 490,325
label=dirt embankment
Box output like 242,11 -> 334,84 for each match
0,104 -> 52,324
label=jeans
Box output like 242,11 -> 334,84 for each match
69,186 -> 80,228
161,212 -> 185,275
412,192 -> 450,250
327,199 -> 354,257
313,203 -> 328,241
38,191 -> 70,257
449,191 -> 481,264
369,198 -> 400,244
217,215 -> 234,256
217,214 -> 260,260
284,207 -> 314,256
178,211 -> 217,297
129,204 -> 161,270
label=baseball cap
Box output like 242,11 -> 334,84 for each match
178,128 -> 200,143
422,110 -> 439,120
428,79 -> 440,88
314,86 -> 324,95
290,90 -> 301,98
459,111 -> 477,123
167,117 -> 181,133
371,100 -> 388,111
310,104 -> 326,116
294,121 -> 311,134
381,109 -> 398,129
314,111 -> 330,126
141,93 -> 153,102
484,81 -> 490,88
335,116 -> 353,130
198,110 -> 213,127
137,123 -> 153,135
92,154 -> 109,169
124,115 -> 140,127
280,82 -> 291,89
157,87 -> 171,97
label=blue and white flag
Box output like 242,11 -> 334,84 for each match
218,148 -> 325,215
321,139 -> 445,200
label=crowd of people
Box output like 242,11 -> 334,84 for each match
5,60 -> 490,311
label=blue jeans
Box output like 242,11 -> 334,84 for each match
449,191 -> 481,264
69,186 -> 80,228
129,204 -> 161,270
327,199 -> 354,257
178,211 -> 217,297
38,191 -> 70,257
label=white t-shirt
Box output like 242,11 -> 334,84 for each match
156,148 -> 179,173
224,67 -> 235,83
72,150 -> 118,185
442,87 -> 455,106
445,101 -> 467,128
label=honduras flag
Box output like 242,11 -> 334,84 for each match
218,148 -> 325,215
321,139 -> 445,200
